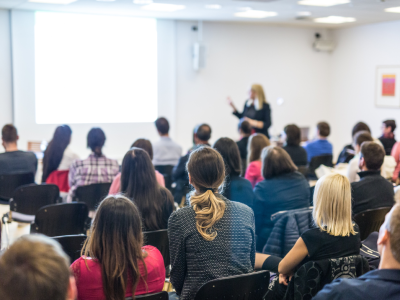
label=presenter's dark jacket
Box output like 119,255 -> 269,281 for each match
233,101 -> 271,138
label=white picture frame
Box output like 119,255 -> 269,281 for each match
375,66 -> 400,108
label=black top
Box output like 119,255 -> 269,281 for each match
283,145 -> 308,167
233,101 -> 271,138
222,175 -> 254,208
0,151 -> 38,176
351,170 -> 394,215
337,144 -> 355,164
378,136 -> 397,155
236,137 -> 249,160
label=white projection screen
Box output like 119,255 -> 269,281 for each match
35,12 -> 158,124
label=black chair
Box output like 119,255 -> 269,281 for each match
308,154 -> 333,179
143,229 -> 170,268
127,292 -> 168,300
354,207 -> 392,240
155,165 -> 175,192
8,184 -> 60,223
52,234 -> 87,263
32,203 -> 88,237
73,182 -> 112,211
194,271 -> 270,300
0,173 -> 35,204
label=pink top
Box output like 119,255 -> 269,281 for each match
109,171 -> 165,194
70,245 -> 165,300
245,160 -> 263,188
392,142 -> 400,181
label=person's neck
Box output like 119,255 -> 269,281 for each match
196,140 -> 209,146
240,134 -> 250,139
379,247 -> 400,270
160,133 -> 169,138
317,135 -> 327,140
4,142 -> 18,152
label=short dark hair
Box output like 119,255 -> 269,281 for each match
284,124 -> 301,146
352,122 -> 371,138
238,120 -> 252,135
360,142 -> 385,171
383,120 -> 397,132
87,128 -> 106,156
353,131 -> 373,147
195,124 -> 212,142
213,137 -> 241,176
317,122 -> 330,137
131,139 -> 153,160
155,117 -> 170,135
262,146 -> 297,179
2,124 -> 18,143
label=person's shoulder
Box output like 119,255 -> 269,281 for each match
143,245 -> 163,261
313,277 -> 363,300
229,199 -> 254,215
169,206 -> 194,222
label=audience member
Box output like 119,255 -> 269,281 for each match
0,124 -> 37,176
168,147 -> 255,300
337,121 -> 371,164
42,125 -> 79,183
213,137 -> 254,208
109,138 -> 165,194
255,173 -> 360,294
282,124 -> 308,167
68,128 -> 119,202
153,117 -> 182,166
347,131 -> 374,183
379,119 -> 397,155
303,121 -> 333,162
314,204 -> 400,300
351,141 -> 394,215
120,148 -> 174,231
253,146 -> 310,251
172,123 -> 211,203
236,120 -> 252,176
391,141 -> 400,183
71,195 -> 165,300
0,234 -> 77,300
244,133 -> 270,188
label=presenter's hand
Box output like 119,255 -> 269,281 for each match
227,97 -> 237,111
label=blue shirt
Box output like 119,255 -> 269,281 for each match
153,137 -> 182,166
313,269 -> 400,300
304,139 -> 333,162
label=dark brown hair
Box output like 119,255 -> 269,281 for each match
131,139 -> 153,160
248,133 -> 270,162
82,195 -> 146,300
383,120 -> 397,132
1,124 -> 18,143
284,124 -> 301,146
238,120 -> 252,135
317,122 -> 330,137
352,122 -> 370,138
155,117 -> 170,135
353,131 -> 373,147
87,127 -> 106,157
195,124 -> 212,142
213,137 -> 241,177
261,146 -> 297,179
360,142 -> 385,171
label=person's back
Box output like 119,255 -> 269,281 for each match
226,175 -> 254,208
304,122 -> 332,162
153,117 -> 182,166
282,124 -> 308,167
283,145 -> 307,166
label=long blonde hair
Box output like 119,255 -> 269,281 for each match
187,147 -> 226,241
251,84 -> 267,109
313,173 -> 356,237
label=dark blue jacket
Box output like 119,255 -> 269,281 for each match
313,269 -> 400,300
222,175 -> 254,209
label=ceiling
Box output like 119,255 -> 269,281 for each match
2,0 -> 400,28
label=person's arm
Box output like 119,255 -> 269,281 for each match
250,211 -> 256,269
172,155 -> 188,182
277,237 -> 309,276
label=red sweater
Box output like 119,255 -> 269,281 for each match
245,160 -> 263,188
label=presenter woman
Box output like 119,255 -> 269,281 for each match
228,84 -> 272,138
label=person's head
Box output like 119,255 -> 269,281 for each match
194,124 -> 212,145
1,124 -> 18,150
248,133 -> 271,162
238,120 -> 252,137
351,122 -> 371,138
352,130 -> 373,153
359,141 -> 385,172
250,84 -> 267,109
382,119 -> 397,135
131,139 -> 153,160
187,146 -> 226,241
82,195 -> 145,300
378,204 -> 400,269
213,137 -> 241,177
155,117 -> 170,136
261,146 -> 297,179
316,122 -> 330,138
87,127 -> 106,157
120,147 -> 164,230
313,173 -> 355,237
42,125 -> 72,182
0,235 -> 76,300
284,124 -> 301,147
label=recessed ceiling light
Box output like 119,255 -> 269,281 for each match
237,7 -> 252,11
205,4 -> 221,9
298,0 -> 350,7
385,7 -> 400,13
133,0 -> 152,3
297,11 -> 311,17
141,3 -> 185,12
234,10 -> 277,19
28,0 -> 76,3
314,16 -> 355,24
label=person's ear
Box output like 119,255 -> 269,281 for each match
188,173 -> 192,185
378,229 -> 390,247
67,276 -> 77,300
359,157 -> 365,168
16,135 -> 19,141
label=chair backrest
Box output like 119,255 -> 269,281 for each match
308,154 -> 333,178
194,271 -> 270,300
52,235 -> 87,263
34,203 -> 88,237
143,229 -> 170,267
0,173 -> 35,202
46,170 -> 70,193
74,182 -> 112,211
354,207 -> 392,240
10,184 -> 60,216
154,165 -> 174,192
128,292 -> 169,300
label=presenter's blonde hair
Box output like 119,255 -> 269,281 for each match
251,84 -> 267,109
313,173 -> 356,237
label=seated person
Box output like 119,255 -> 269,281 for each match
303,121 -> 333,163
213,137 -> 254,208
168,147 -> 255,300
379,119 -> 397,155
253,146 -> 310,251
282,124 -> 308,167
337,121 -> 371,164
0,234 -> 77,300
244,133 -> 270,188
68,128 -> 119,202
347,131 -> 374,183
0,124 -> 37,176
153,117 -> 182,166
71,195 -> 165,300
236,120 -> 252,176
351,141 -> 394,215
314,204 -> 400,300
255,173 -> 360,296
